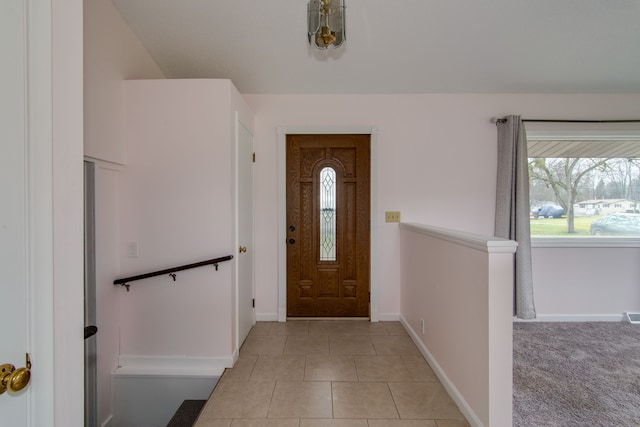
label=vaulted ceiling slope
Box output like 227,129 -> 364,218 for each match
111,0 -> 640,94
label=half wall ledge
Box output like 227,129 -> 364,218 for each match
399,222 -> 518,254
399,221 -> 517,427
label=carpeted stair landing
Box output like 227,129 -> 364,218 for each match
166,400 -> 206,427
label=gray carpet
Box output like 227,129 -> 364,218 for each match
513,322 -> 640,426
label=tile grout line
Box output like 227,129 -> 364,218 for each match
265,379 -> 277,421
247,354 -> 258,381
265,326 -> 279,422
385,380 -> 402,420
331,380 -> 335,420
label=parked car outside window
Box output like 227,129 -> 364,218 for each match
533,205 -> 565,219
590,213 -> 640,236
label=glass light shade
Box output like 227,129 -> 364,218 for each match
308,0 -> 345,50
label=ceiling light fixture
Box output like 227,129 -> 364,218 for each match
308,0 -> 345,50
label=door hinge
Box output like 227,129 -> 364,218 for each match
368,292 -> 371,302
252,152 -> 256,163
252,298 -> 255,308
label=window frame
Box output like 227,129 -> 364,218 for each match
526,127 -> 640,248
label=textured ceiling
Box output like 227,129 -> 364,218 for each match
111,0 -> 640,94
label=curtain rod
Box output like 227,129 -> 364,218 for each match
490,117 -> 640,124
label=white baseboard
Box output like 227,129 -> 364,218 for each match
115,355 -> 232,377
516,313 -> 625,322
377,312 -> 400,321
257,312 -> 399,322
256,312 -> 279,322
399,315 -> 484,427
370,306 -> 379,322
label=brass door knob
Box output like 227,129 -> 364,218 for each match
239,246 -> 247,253
1,354 -> 31,395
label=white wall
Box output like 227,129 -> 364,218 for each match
84,0 -> 164,164
533,245 -> 640,318
83,1 -> 165,424
244,94 -> 640,320
52,0 -> 84,424
118,79 -> 254,365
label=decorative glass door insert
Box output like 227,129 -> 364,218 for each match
320,167 -> 336,261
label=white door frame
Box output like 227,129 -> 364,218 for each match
27,0 -> 84,425
25,0 -> 55,423
277,127 -> 380,322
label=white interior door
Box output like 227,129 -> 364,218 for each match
0,0 -> 30,424
237,119 -> 255,345
1,0 -> 81,424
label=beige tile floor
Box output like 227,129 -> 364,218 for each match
194,321 -> 470,427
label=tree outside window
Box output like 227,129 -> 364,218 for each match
529,157 -> 640,236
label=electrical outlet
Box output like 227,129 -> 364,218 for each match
385,211 -> 401,222
420,318 -> 425,334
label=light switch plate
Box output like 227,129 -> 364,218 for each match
385,211 -> 401,222
127,242 -> 139,258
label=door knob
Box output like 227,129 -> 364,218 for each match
239,246 -> 247,253
1,354 -> 31,395
289,238 -> 296,244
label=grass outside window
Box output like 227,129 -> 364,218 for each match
529,216 -> 601,236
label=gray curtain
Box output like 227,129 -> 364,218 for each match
495,115 -> 536,319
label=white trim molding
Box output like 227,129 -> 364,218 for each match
532,237 -> 640,248
115,355 -> 233,377
400,223 -> 518,254
515,314 -> 625,322
277,127 -> 380,322
377,312 -> 401,321
256,312 -> 279,322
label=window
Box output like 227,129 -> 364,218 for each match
528,130 -> 640,238
319,167 -> 336,261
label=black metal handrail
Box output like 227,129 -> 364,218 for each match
113,255 -> 233,291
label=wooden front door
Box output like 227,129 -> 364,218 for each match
286,134 -> 370,317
